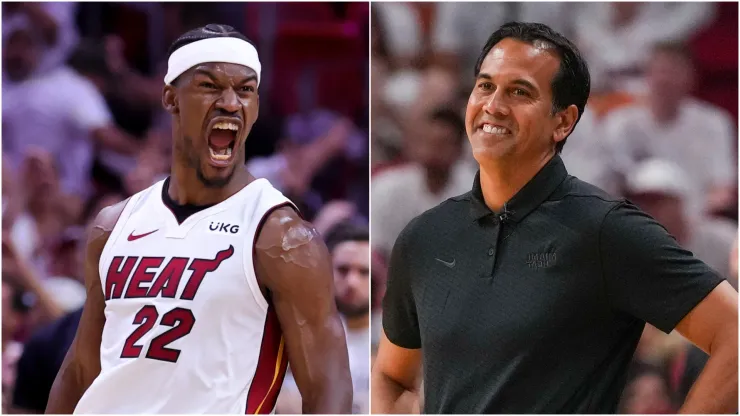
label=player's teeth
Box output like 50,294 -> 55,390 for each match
209,147 -> 232,160
213,122 -> 238,131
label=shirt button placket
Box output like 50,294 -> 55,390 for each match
486,222 -> 501,280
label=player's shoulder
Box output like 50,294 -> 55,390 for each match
252,204 -> 326,279
85,197 -> 133,263
255,205 -> 312,249
87,180 -> 164,246
92,198 -> 132,235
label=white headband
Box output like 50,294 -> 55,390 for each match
164,37 -> 261,86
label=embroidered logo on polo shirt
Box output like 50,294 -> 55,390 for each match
526,252 -> 556,270
435,258 -> 456,268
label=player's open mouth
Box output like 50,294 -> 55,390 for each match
207,119 -> 240,166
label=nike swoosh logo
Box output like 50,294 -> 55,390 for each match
127,229 -> 158,241
435,258 -> 456,268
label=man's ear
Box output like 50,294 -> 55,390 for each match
162,85 -> 178,115
552,104 -> 578,145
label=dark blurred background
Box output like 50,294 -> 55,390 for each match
1,2 -> 369,413
370,2 -> 738,414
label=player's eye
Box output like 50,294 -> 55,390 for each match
239,85 -> 255,93
477,82 -> 493,91
199,82 -> 218,89
512,88 -> 530,97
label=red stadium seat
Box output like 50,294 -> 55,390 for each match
269,21 -> 367,117
688,2 -> 738,122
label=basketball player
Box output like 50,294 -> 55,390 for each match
45,25 -> 353,414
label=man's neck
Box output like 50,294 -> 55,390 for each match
168,165 -> 251,206
345,313 -> 369,331
479,152 -> 554,212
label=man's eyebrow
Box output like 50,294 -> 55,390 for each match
475,74 -> 538,91
193,68 -> 217,81
512,79 -> 538,91
236,75 -> 258,84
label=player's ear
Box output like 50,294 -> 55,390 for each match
163,85 -> 178,115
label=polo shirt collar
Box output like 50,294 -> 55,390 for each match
470,154 -> 568,223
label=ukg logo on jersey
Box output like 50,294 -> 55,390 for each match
208,221 -> 240,235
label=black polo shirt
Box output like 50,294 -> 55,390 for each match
382,154 -> 724,414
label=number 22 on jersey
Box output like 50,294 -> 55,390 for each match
106,246 -> 235,363
122,306 -> 195,362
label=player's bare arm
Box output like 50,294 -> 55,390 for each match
45,200 -> 128,414
675,280 -> 738,413
371,330 -> 422,414
255,207 -> 353,414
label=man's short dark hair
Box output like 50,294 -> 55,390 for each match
474,22 -> 591,153
429,107 -> 466,145
167,24 -> 255,85
324,221 -> 369,253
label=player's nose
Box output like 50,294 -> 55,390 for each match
216,88 -> 241,114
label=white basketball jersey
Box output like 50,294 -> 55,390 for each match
75,178 -> 295,414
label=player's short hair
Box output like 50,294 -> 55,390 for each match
475,22 -> 590,153
324,221 -> 369,253
429,107 -> 466,145
167,24 -> 256,85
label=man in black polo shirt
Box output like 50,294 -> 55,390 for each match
371,22 -> 738,414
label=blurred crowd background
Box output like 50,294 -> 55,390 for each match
371,2 -> 738,413
1,2 -> 369,413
